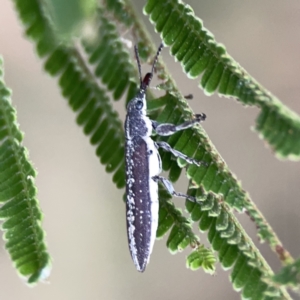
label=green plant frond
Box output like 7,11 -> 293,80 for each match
99,1 -> 292,266
82,9 -> 137,102
10,0 -> 295,296
147,94 -> 292,267
117,0 -> 294,264
0,58 -> 51,284
44,46 -> 126,188
158,189 -> 198,248
13,0 -> 57,57
148,94 -> 245,211
45,0 -> 97,39
13,0 -> 126,189
147,89 -> 291,296
186,189 -> 290,299
157,188 -> 217,273
150,97 -> 288,296
144,0 -> 300,160
104,0 -> 157,65
186,244 -> 216,274
105,0 -> 133,27
270,257 -> 300,289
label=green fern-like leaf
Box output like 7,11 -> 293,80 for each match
0,58 -> 51,284
144,0 -> 300,160
186,244 -> 216,274
14,0 -> 57,57
157,188 -> 217,273
9,0 -> 129,282
82,9 -> 137,102
186,189 -> 289,299
44,47 -> 125,188
271,257 -> 300,289
105,0 -> 133,26
13,0 -> 126,189
45,0 -> 97,39
158,189 -> 198,248
9,0 -> 296,297
95,3 -> 294,297
141,46 -> 293,268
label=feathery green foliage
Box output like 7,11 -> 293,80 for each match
0,58 -> 51,283
45,0 -> 97,39
147,91 -> 291,267
147,92 -> 289,297
157,188 -> 216,274
13,0 -> 126,188
82,9 -> 137,102
44,47 -> 126,187
144,0 -> 300,161
2,0 -> 298,297
186,244 -> 216,274
186,189 -> 284,298
271,257 -> 300,289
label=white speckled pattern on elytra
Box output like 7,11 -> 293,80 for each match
125,89 -> 160,272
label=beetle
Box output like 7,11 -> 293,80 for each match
125,43 -> 206,272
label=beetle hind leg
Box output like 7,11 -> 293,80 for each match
152,175 -> 199,203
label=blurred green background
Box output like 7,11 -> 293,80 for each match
0,0 -> 300,299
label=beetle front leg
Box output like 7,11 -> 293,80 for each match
151,113 -> 206,136
152,175 -> 199,203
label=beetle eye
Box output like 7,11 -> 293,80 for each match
135,100 -> 143,110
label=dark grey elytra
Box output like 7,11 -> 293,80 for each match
124,43 -> 206,272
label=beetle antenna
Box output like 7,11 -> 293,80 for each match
151,42 -> 164,75
134,45 -> 143,86
139,42 -> 164,91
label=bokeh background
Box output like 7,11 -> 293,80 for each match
0,0 -> 300,299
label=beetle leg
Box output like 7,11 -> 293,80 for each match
155,141 -> 206,166
151,113 -> 206,136
152,175 -> 199,203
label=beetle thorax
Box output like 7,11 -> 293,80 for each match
125,91 -> 152,138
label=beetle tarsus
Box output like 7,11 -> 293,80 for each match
194,113 -> 206,122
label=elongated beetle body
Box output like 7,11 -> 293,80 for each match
125,44 -> 206,272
